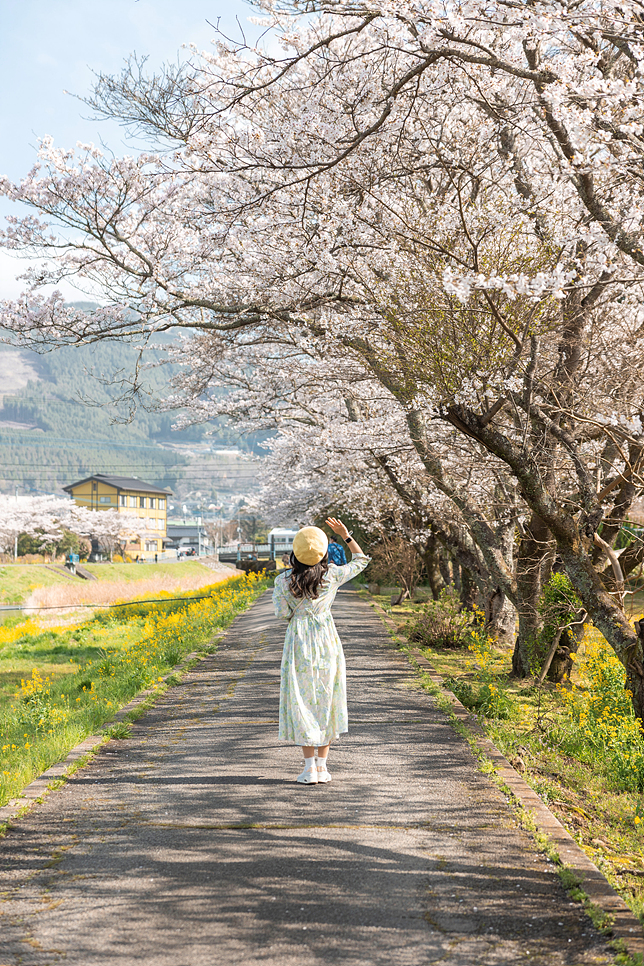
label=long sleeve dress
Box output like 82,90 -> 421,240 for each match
272,553 -> 370,746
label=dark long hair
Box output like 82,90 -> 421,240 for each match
288,551 -> 329,599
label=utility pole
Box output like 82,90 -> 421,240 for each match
236,505 -> 242,564
14,485 -> 18,561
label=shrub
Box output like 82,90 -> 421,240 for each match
539,572 -> 582,639
442,625 -> 515,719
404,586 -> 473,648
11,668 -> 70,733
445,676 -> 514,719
557,636 -> 644,793
368,534 -> 422,599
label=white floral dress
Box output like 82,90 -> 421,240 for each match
273,553 -> 370,746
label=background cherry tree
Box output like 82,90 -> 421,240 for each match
0,496 -> 152,560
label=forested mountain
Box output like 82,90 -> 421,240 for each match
0,313 -> 267,500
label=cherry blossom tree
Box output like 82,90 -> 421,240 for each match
210,348 -> 519,639
3,1 -> 644,712
0,496 -> 151,561
67,505 -> 151,560
0,495 -> 70,557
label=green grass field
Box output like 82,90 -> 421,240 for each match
0,560 -> 219,605
0,572 -> 269,811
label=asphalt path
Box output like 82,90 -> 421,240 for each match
0,588 -> 614,965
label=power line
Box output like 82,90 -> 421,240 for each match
0,433 -> 187,449
0,590 -> 251,613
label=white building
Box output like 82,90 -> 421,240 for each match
268,528 -> 299,558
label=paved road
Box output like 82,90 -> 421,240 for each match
0,589 -> 613,965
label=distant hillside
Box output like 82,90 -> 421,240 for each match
0,311 -> 269,502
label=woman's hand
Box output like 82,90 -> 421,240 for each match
326,517 -> 365,556
325,517 -> 350,540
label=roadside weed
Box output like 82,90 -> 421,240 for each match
0,572 -> 268,806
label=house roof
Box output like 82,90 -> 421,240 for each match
63,474 -> 172,496
166,524 -> 206,535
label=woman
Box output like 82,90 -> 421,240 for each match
272,517 -> 370,784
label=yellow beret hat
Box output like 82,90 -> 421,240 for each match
292,526 -> 328,565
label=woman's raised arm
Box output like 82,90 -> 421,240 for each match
325,517 -> 364,556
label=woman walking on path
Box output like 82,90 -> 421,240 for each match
272,518 -> 370,784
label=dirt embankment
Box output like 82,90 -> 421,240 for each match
24,565 -> 237,613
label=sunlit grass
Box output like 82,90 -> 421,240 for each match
0,571 -> 269,808
372,592 -> 644,923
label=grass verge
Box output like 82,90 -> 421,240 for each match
419,672 -> 643,964
366,591 -> 644,928
0,571 -> 268,806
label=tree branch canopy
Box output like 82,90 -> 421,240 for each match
3,0 -> 644,715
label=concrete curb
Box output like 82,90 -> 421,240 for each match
365,594 -> 644,959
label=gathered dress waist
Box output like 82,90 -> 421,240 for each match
290,609 -> 334,623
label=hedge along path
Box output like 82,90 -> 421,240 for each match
0,587 -> 633,966
365,593 -> 644,963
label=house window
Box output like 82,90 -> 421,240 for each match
140,497 -> 147,508
129,496 -> 137,507
158,499 -> 165,510
119,495 -> 126,507
145,540 -> 158,552
99,496 -> 112,504
149,498 -> 156,509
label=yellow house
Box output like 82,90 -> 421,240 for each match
63,474 -> 171,558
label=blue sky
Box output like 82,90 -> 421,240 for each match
0,0 -> 252,298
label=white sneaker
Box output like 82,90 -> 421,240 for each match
317,764 -> 332,783
296,765 -> 318,784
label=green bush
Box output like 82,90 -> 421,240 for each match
404,587 -> 473,648
538,572 -> 582,652
445,676 -> 514,719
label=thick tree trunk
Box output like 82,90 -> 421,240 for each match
438,549 -> 452,589
513,513 -> 554,676
460,566 -> 479,611
546,625 -> 582,683
485,587 -> 516,644
452,559 -> 462,594
626,659 -> 644,724
423,534 -> 446,600
514,608 -> 539,676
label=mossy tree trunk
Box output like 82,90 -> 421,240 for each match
513,512 -> 554,676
